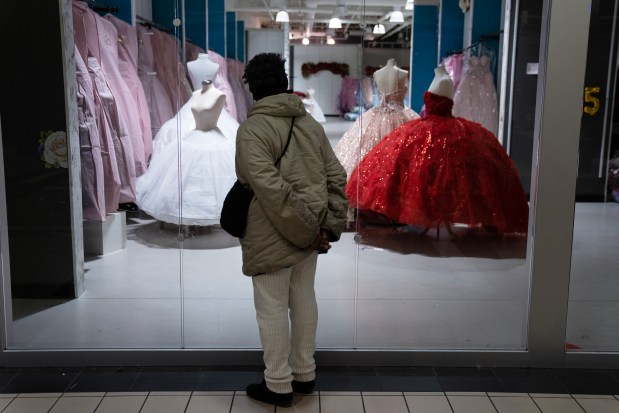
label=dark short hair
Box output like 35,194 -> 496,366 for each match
243,53 -> 288,101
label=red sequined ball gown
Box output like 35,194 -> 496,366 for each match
346,91 -> 529,234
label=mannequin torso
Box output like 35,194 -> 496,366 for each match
374,59 -> 408,95
428,65 -> 454,99
187,53 -> 220,90
192,81 -> 226,132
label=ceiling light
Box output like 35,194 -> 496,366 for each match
390,10 -> 404,23
302,37 -> 310,45
327,37 -> 335,45
275,10 -> 289,22
329,17 -> 342,29
405,0 -> 414,10
372,24 -> 385,34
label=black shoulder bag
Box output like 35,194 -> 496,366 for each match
220,117 -> 296,238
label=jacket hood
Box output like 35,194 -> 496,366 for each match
249,93 -> 307,118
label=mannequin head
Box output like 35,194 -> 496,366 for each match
243,53 -> 288,101
427,65 -> 454,99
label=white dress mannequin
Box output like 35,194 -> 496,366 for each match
428,65 -> 454,99
137,82 -> 237,225
192,80 -> 226,131
187,53 -> 220,90
301,87 -> 326,123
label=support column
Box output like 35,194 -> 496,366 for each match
439,0 -> 464,60
237,20 -> 246,62
527,0 -> 591,366
208,0 -> 225,56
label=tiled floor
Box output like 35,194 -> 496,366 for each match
0,366 -> 619,412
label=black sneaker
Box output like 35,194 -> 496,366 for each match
246,380 -> 293,407
292,379 -> 315,394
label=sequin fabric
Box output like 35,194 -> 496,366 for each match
334,87 -> 419,177
453,55 -> 498,137
346,92 -> 528,234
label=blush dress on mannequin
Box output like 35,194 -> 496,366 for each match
334,59 -> 419,177
346,66 -> 528,234
136,82 -> 237,225
453,54 -> 499,137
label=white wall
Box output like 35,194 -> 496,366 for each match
292,45 -> 361,115
246,29 -> 285,62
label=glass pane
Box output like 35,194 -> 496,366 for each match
567,0 -> 619,352
2,0 -> 185,349
182,0 -> 367,349
348,2 -> 531,350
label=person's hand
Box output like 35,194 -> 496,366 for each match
306,229 -> 332,254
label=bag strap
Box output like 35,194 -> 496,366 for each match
275,116 -> 296,167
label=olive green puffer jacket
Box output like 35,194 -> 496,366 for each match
235,93 -> 348,276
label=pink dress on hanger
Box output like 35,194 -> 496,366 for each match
106,15 -> 153,165
334,81 -> 419,177
73,1 -> 133,205
227,58 -> 247,122
137,24 -> 174,137
75,46 -> 106,221
207,51 -> 238,121
443,53 -> 464,92
96,14 -> 147,178
151,29 -> 178,111
453,54 -> 499,137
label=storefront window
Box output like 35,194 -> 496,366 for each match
1,0 -> 541,355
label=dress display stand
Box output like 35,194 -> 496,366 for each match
83,211 -> 127,255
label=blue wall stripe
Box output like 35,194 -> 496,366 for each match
411,5 -> 439,112
439,0 -> 464,59
226,11 -> 236,59
237,20 -> 245,62
208,0 -> 225,56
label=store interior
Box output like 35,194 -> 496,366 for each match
1,0 -> 619,355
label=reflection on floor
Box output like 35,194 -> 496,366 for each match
8,118 -> 619,353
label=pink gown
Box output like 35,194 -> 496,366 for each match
73,1 -> 133,204
453,55 -> 499,137
96,15 -> 146,178
75,47 -> 106,221
151,28 -> 178,111
106,15 -> 153,165
137,24 -> 174,138
334,85 -> 420,177
227,59 -> 247,122
208,51 -> 238,121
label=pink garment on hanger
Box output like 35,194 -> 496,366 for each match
73,1 -> 132,205
136,24 -> 174,138
443,53 -> 464,92
152,29 -> 184,112
75,47 -> 106,221
340,77 -> 360,114
94,14 -> 146,178
227,59 -> 247,122
207,51 -> 238,121
89,57 -> 137,204
106,15 -> 153,165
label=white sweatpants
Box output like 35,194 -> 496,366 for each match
252,252 -> 318,394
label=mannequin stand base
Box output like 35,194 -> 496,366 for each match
83,211 -> 127,256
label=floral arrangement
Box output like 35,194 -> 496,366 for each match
301,62 -> 350,78
38,130 -> 68,168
